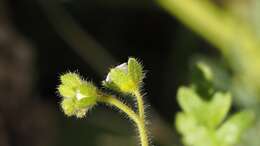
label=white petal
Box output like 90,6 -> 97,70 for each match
116,63 -> 128,73
105,63 -> 128,83
76,90 -> 86,100
105,73 -> 111,82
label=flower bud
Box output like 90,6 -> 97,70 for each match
57,73 -> 98,118
103,58 -> 144,94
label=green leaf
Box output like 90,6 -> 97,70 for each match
206,92 -> 232,128
128,57 -> 144,85
177,86 -> 232,128
176,112 -> 200,136
216,110 -> 255,146
190,56 -> 232,98
196,61 -> 214,82
176,86 -> 253,146
176,112 -> 218,146
177,87 -> 208,123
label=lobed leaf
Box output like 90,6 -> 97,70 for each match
216,110 -> 255,146
176,112 -> 218,146
177,87 -> 208,123
206,92 -> 232,128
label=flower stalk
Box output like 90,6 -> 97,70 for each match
98,94 -> 149,146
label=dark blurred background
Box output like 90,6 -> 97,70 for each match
0,0 -> 219,146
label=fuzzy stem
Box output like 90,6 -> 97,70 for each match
134,91 -> 145,119
98,95 -> 149,146
134,90 -> 149,146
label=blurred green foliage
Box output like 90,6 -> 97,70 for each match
158,0 -> 260,106
176,86 -> 254,146
157,0 -> 260,146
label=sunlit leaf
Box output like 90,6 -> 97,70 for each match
216,110 -> 255,146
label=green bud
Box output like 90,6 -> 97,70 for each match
103,58 -> 144,94
58,73 -> 99,118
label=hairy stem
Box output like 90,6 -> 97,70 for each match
134,91 -> 149,146
98,95 -> 149,146
134,91 -> 145,119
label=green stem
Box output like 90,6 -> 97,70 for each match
134,91 -> 149,146
157,0 -> 233,51
98,95 -> 149,146
134,91 -> 145,119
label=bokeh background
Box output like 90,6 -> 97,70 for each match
0,0 -> 259,146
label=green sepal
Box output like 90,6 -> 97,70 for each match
58,84 -> 75,98
109,68 -> 131,89
76,97 -> 97,108
75,108 -> 89,118
60,72 -> 81,88
61,98 -> 76,117
78,82 -> 98,99
128,57 -> 144,86
61,96 -> 96,118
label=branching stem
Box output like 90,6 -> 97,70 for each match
98,95 -> 149,146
